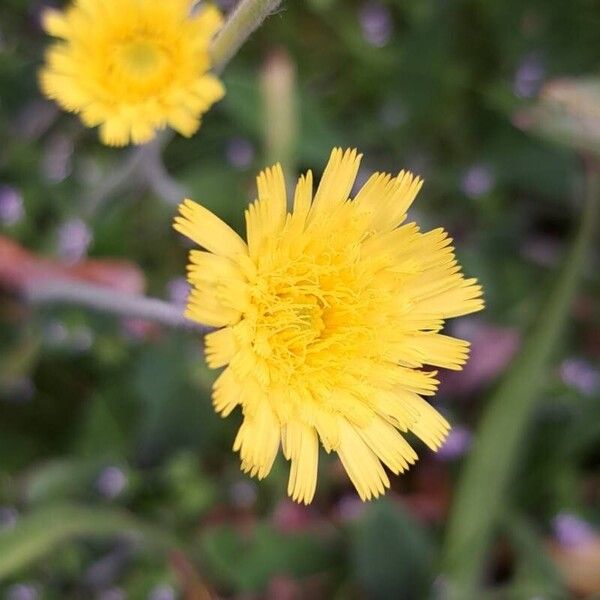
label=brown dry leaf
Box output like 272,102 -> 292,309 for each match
0,235 -> 144,294
170,550 -> 215,600
548,538 -> 600,597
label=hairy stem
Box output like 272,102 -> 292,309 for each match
24,279 -> 203,331
211,0 -> 282,72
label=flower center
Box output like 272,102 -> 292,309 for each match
117,39 -> 168,76
252,284 -> 326,366
248,248 -> 381,386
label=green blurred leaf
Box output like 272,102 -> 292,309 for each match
133,338 -> 212,458
0,503 -> 176,581
161,452 -> 216,520
24,458 -> 98,504
75,392 -> 128,459
441,170 -> 600,596
505,513 -> 567,597
0,329 -> 39,387
201,523 -> 334,592
348,499 -> 434,600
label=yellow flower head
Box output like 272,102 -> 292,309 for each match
39,0 -> 225,146
174,148 -> 484,504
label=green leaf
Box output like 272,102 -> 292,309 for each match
505,513 -> 567,597
0,503 -> 176,581
132,338 -> 213,457
201,523 -> 335,592
349,499 -> 434,600
23,458 -> 99,504
74,392 -> 128,459
440,170 -> 600,596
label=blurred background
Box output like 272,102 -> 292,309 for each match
1,0 -> 599,598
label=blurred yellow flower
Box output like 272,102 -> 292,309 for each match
174,148 -> 484,504
39,0 -> 225,146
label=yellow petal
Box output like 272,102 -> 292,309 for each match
192,3 -> 224,42
195,75 -> 225,103
246,164 -> 287,258
412,277 -> 485,319
291,170 -> 313,227
337,419 -> 389,501
234,401 -> 280,479
42,9 -> 70,37
284,422 -> 319,504
205,327 -> 236,368
185,288 -> 240,327
99,117 -> 131,147
212,367 -> 240,416
407,333 -> 470,370
174,199 -> 247,259
309,148 -> 362,220
401,393 -> 450,451
187,250 -> 245,285
372,171 -> 423,232
357,415 -> 418,475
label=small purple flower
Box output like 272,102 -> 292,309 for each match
226,137 -> 255,170
0,185 -> 24,226
437,426 -> 472,461
0,506 -> 18,531
216,0 -> 236,12
148,585 -> 176,600
99,588 -> 126,600
14,100 -> 58,140
520,235 -> 561,268
71,325 -> 94,353
513,54 -> 545,99
379,101 -> 407,129
1,377 -> 35,404
336,494 -> 365,521
167,277 -> 191,307
42,134 -> 73,183
6,584 -> 39,600
560,358 -> 600,396
359,2 -> 393,47
461,164 -> 494,199
57,217 -> 92,263
96,466 -> 127,500
229,480 -> 257,509
83,545 -> 132,589
553,513 -> 596,548
44,319 -> 69,346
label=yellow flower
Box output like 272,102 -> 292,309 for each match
39,0 -> 225,146
174,148 -> 484,504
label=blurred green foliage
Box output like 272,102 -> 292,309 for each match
1,0 -> 599,598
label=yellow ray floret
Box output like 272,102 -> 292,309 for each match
39,0 -> 225,146
173,148 -> 484,504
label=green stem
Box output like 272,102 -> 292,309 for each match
440,164 -> 600,597
211,0 -> 282,72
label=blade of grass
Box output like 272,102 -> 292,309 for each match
506,512 -> 567,597
440,165 -> 599,597
0,503 -> 177,581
